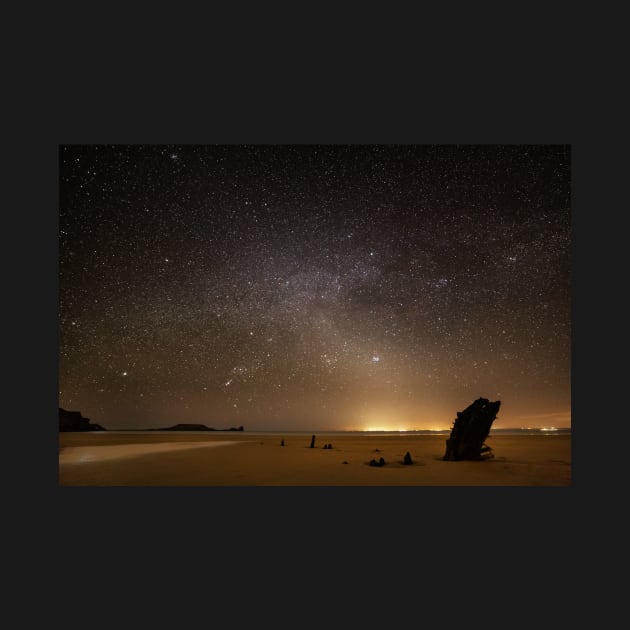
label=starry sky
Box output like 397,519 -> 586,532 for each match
58,144 -> 571,431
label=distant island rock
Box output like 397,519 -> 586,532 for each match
59,408 -> 107,432
155,423 -> 244,432
58,412 -> 243,432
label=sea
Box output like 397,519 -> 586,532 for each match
103,428 -> 571,437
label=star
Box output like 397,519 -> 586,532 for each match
59,144 -> 571,432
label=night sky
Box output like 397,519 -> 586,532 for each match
58,144 -> 571,431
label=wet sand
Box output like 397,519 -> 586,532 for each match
58,432 -> 571,486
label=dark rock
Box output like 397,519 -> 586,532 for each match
160,423 -> 215,431
280,439 -> 285,446
152,423 -> 244,431
59,408 -> 106,432
403,451 -> 413,465
310,435 -> 315,448
369,457 -> 386,467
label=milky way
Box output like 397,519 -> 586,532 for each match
59,145 -> 571,430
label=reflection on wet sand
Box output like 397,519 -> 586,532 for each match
59,441 -> 243,464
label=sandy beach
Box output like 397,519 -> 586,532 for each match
58,431 -> 571,486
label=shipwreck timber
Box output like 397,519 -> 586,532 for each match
443,397 -> 501,461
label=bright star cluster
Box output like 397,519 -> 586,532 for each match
59,145 -> 571,430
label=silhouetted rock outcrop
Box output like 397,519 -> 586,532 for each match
156,424 -> 245,431
443,397 -> 500,461
59,408 -> 106,432
160,423 -> 215,431
403,451 -> 413,465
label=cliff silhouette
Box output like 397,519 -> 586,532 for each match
59,408 -> 107,432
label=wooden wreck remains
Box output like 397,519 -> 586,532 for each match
443,397 -> 501,461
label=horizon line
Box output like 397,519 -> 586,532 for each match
101,425 -> 572,432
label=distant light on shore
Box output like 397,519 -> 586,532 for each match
363,427 -> 412,432
362,426 -> 449,433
